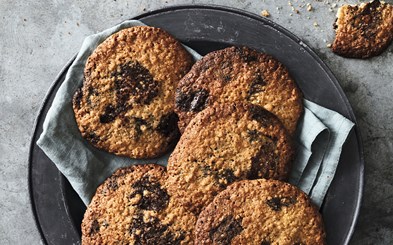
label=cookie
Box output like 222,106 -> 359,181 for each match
174,46 -> 303,135
73,26 -> 193,158
195,179 -> 326,245
332,0 -> 393,58
166,102 -> 295,216
81,164 -> 196,244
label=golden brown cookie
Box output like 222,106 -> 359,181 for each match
332,0 -> 393,58
195,179 -> 326,245
166,102 -> 295,217
73,26 -> 193,158
174,46 -> 303,135
81,164 -> 195,244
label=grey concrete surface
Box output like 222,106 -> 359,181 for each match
0,0 -> 392,244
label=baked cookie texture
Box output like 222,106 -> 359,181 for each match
332,0 -> 393,58
73,26 -> 193,158
195,179 -> 326,245
81,164 -> 196,244
174,46 -> 303,135
166,102 -> 295,217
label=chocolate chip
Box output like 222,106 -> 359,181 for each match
266,197 -> 296,211
73,87 -> 83,109
156,112 -> 179,137
130,213 -> 185,244
130,175 -> 169,211
89,219 -> 100,235
209,215 -> 243,244
176,89 -> 209,112
260,240 -> 271,245
248,137 -> 278,179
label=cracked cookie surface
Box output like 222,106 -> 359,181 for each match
73,26 -> 193,158
195,179 -> 326,245
174,46 -> 303,135
332,0 -> 393,58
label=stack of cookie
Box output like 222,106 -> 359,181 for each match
75,26 -> 326,244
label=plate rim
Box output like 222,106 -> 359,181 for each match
28,4 -> 364,245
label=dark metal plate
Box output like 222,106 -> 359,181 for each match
29,5 -> 364,245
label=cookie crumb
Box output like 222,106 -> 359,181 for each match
313,22 -> 319,27
307,3 -> 313,11
261,10 -> 270,17
327,43 -> 332,48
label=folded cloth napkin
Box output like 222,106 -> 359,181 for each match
37,20 -> 354,207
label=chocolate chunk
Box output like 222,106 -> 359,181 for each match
247,129 -> 261,143
130,213 -> 185,245
249,105 -> 274,127
176,89 -> 209,112
222,74 -> 232,83
114,61 -> 160,105
217,169 -> 236,188
156,112 -> 179,137
130,175 -> 169,211
350,0 -> 382,39
99,104 -> 118,123
87,86 -> 99,105
107,177 -> 118,191
85,132 -> 100,145
201,166 -> 237,189
248,137 -> 278,179
133,117 -> 149,139
89,219 -> 100,235
236,47 -> 258,63
266,196 -> 296,211
248,73 -> 267,98
260,240 -> 271,245
209,215 -> 243,244
73,87 -> 83,109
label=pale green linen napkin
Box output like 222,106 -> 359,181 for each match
37,20 -> 354,207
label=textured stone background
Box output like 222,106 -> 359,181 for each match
0,0 -> 392,244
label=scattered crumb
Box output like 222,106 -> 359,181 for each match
290,13 -> 293,16
68,32 -> 71,35
261,9 -> 270,17
143,8 -> 146,11
76,22 -> 80,26
327,43 -> 332,48
288,1 -> 293,6
23,18 -> 27,21
313,22 -> 319,27
307,3 -> 313,11
332,3 -> 337,8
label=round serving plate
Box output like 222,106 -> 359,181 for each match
29,5 -> 364,245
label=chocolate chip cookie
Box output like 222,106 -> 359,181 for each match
81,164 -> 195,244
195,179 -> 326,245
174,46 -> 303,135
73,26 -> 193,158
332,0 -> 393,58
166,102 -> 295,217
